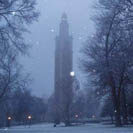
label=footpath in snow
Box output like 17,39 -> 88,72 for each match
0,123 -> 133,133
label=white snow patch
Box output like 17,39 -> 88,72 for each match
0,123 -> 133,133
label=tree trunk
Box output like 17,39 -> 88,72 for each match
111,87 -> 122,127
64,104 -> 71,127
115,102 -> 122,127
121,87 -> 128,125
110,115 -> 114,124
54,101 -> 61,125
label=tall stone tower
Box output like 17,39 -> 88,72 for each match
54,13 -> 73,124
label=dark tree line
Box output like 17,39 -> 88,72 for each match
82,0 -> 133,127
0,87 -> 47,127
0,0 -> 43,127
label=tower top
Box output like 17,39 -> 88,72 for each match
61,12 -> 67,21
59,13 -> 69,37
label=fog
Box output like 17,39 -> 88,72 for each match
22,0 -> 96,97
1,0 -> 133,129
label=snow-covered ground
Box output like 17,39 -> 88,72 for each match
0,123 -> 133,133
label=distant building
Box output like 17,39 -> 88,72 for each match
54,13 -> 73,124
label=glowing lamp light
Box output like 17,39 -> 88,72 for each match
28,115 -> 32,120
75,114 -> 79,118
8,117 -> 12,120
70,71 -> 75,77
92,115 -> 96,119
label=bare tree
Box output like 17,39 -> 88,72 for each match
81,0 -> 133,127
0,0 -> 39,99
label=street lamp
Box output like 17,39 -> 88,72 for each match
7,116 -> 12,128
70,71 -> 75,77
92,115 -> 96,119
8,117 -> 12,121
27,115 -> 32,127
28,115 -> 32,120
75,114 -> 79,118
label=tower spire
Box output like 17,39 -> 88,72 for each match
60,13 -> 69,37
61,12 -> 67,21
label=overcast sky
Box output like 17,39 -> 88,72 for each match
21,0 -> 97,97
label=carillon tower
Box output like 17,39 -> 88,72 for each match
54,13 -> 73,124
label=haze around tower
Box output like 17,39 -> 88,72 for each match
21,0 -> 97,97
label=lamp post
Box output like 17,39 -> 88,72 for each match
7,116 -> 12,128
27,115 -> 32,127
75,114 -> 79,125
28,115 -> 32,120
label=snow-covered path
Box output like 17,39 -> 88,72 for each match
0,123 -> 133,133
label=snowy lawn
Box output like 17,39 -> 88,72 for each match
0,123 -> 133,133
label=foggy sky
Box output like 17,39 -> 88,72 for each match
22,0 -> 97,97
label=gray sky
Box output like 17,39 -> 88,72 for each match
21,0 -> 97,97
